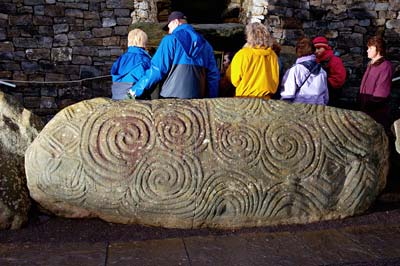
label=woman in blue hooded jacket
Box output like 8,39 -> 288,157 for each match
111,28 -> 151,100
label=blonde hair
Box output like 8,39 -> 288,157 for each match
245,22 -> 272,48
128,28 -> 148,48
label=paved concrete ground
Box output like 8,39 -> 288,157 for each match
1,204 -> 400,266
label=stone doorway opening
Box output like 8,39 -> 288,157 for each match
171,0 -> 227,23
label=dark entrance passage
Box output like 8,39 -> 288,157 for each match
171,0 -> 227,23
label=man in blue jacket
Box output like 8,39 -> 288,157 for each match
129,11 -> 220,99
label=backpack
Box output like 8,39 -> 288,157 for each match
296,60 -> 321,90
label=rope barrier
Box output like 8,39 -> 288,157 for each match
0,75 -> 111,87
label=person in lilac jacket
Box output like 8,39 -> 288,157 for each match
359,35 -> 393,130
280,37 -> 329,105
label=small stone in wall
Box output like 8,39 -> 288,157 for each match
25,48 -> 50,61
102,18 -> 117,27
53,34 -> 69,47
51,47 -> 72,62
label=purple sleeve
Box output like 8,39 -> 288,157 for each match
373,61 -> 393,98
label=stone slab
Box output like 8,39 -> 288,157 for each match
341,224 -> 400,259
107,238 -> 189,266
0,242 -> 106,266
292,228 -> 376,264
1,222 -> 400,265
25,98 -> 389,229
185,233 -> 322,266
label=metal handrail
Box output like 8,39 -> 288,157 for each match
0,80 -> 16,87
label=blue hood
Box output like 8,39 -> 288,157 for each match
173,24 -> 206,58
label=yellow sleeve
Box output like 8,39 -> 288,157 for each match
270,52 -> 280,93
229,50 -> 245,88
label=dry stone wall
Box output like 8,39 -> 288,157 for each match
0,0 -> 399,119
264,0 -> 400,107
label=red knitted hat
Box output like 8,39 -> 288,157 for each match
312,36 -> 331,49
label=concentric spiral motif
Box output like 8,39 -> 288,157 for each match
154,101 -> 208,152
316,108 -> 380,157
264,100 -> 297,117
257,179 -> 325,218
25,138 -> 50,187
294,103 -> 326,116
337,159 -> 379,212
61,98 -> 109,122
25,98 -> 389,228
261,119 -> 322,178
124,150 -> 202,218
80,103 -> 155,185
212,123 -> 262,167
209,98 -> 270,122
38,157 -> 89,202
194,170 -> 263,221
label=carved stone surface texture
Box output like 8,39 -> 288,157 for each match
0,92 -> 44,229
25,98 -> 389,229
394,119 -> 400,154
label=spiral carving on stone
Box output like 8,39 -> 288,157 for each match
124,150 -> 202,218
154,101 -> 208,152
261,119 -> 322,178
38,158 -> 89,202
316,108 -> 379,157
80,103 -> 155,185
209,98 -> 269,122
295,103 -> 325,115
48,124 -> 80,154
266,101 -> 325,120
25,138 -> 48,186
264,100 -> 296,116
194,170 -> 263,221
213,123 -> 262,167
337,159 -> 377,211
61,98 -> 109,122
25,98 -> 389,229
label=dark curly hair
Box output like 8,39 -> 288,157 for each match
296,37 -> 315,58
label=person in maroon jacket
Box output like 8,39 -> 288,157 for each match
359,35 -> 393,131
313,36 -> 347,107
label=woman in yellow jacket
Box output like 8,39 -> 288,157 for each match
229,22 -> 280,99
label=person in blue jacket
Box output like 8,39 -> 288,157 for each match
111,28 -> 151,100
128,11 -> 220,99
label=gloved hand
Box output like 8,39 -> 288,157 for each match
127,89 -> 136,99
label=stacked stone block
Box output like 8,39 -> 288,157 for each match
0,0 -> 134,119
